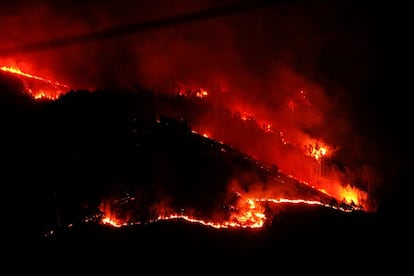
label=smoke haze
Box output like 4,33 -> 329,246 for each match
0,0 -> 402,210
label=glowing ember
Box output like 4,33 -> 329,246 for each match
0,65 -> 69,100
196,88 -> 209,98
305,143 -> 329,161
263,123 -> 272,133
177,87 -> 209,98
102,216 -> 123,228
258,198 -> 351,212
240,112 -> 254,121
157,214 -> 262,229
288,90 -> 311,111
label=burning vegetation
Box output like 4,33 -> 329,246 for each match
0,63 -> 372,238
0,1 -> 396,246
0,65 -> 70,100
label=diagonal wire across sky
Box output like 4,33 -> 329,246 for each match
0,0 -> 282,56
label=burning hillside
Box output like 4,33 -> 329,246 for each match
0,66 -> 367,240
1,66 -> 373,210
42,119 -> 363,241
0,2 -> 402,264
0,63 -> 372,210
0,65 -> 70,100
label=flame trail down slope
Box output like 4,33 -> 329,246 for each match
1,65 -> 70,100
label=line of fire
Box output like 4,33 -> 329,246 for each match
1,65 -> 373,239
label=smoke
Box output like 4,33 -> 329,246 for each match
0,0 -> 398,209
0,1 -> 328,89
0,0 -> 342,138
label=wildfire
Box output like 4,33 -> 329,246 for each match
305,142 -> 329,161
44,189 -> 362,237
258,198 -> 352,212
177,87 -> 209,98
157,213 -> 264,229
182,97 -> 370,210
102,216 -> 124,228
98,192 -> 268,229
97,188 -> 361,231
338,184 -> 368,207
196,88 -> 208,98
315,179 -> 369,210
240,111 -> 254,121
0,65 -> 69,100
0,70 -> 371,238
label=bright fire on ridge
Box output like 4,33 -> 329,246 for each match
0,65 -> 70,100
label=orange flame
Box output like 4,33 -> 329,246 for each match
188,116 -> 369,210
98,192 -> 268,229
102,216 -> 123,228
338,184 -> 368,207
98,188 -> 362,230
177,87 -> 209,98
316,179 -> 369,210
0,65 -> 70,100
45,189 -> 364,237
196,88 -> 209,98
306,143 -> 328,161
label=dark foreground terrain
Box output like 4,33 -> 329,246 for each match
18,207 -> 403,271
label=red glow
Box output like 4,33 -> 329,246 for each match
0,65 -> 70,100
177,87 -> 209,98
171,86 -> 373,211
2,62 -> 373,222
